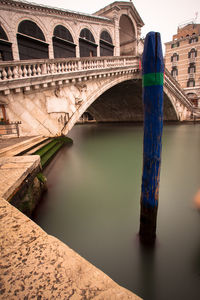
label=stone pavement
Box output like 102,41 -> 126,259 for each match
0,136 -> 33,150
0,197 -> 142,299
0,136 -> 48,158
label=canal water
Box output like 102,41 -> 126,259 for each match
33,123 -> 200,300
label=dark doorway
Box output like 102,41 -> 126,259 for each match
53,25 -> 76,58
0,25 -> 13,61
17,20 -> 49,60
100,31 -> 114,56
79,28 -> 97,57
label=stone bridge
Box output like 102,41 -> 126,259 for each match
0,56 -> 199,136
0,0 -> 199,137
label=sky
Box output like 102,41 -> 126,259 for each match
25,0 -> 200,50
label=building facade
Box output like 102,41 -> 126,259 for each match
165,23 -> 200,107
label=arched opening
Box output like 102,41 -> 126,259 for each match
17,20 -> 49,60
85,81 -> 178,122
53,25 -> 76,58
79,28 -> 97,57
119,15 -> 136,56
0,25 -> 13,61
187,92 -> 198,107
100,31 -> 114,56
79,111 -> 95,123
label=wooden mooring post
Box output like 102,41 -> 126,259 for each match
139,32 -> 164,244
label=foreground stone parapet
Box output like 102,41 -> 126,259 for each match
0,198 -> 141,299
0,155 -> 41,200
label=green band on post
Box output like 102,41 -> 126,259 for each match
142,72 -> 164,87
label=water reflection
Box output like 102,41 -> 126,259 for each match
138,241 -> 157,300
33,123 -> 200,300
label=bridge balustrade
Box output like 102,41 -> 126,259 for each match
0,56 -> 140,82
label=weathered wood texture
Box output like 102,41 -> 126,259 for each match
139,32 -> 164,243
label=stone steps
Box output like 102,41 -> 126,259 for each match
0,136 -> 49,158
24,139 -> 52,155
32,139 -> 66,168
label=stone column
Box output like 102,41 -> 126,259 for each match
136,27 -> 142,56
12,37 -> 20,61
114,16 -> 120,56
48,41 -> 54,59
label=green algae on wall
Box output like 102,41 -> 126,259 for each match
33,136 -> 73,168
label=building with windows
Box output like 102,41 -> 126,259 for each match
165,23 -> 200,107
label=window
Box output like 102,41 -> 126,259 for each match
189,36 -> 198,44
188,48 -> 197,59
171,67 -> 178,77
79,28 -> 97,57
187,79 -> 195,87
171,41 -> 179,48
17,20 -> 48,60
53,25 -> 76,58
171,53 -> 179,62
188,63 -> 196,73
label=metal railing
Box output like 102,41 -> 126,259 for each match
0,121 -> 21,137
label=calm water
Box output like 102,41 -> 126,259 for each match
33,123 -> 200,300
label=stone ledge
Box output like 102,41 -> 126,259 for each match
0,155 -> 41,200
0,198 -> 142,299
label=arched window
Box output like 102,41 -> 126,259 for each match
100,31 -> 114,56
171,67 -> 178,77
119,15 -> 136,56
171,53 -> 179,62
53,25 -> 76,58
17,20 -> 49,60
188,63 -> 196,73
188,48 -> 197,59
79,28 -> 97,57
0,25 -> 13,61
187,79 -> 195,87
171,41 -> 179,48
189,36 -> 198,44
187,93 -> 198,106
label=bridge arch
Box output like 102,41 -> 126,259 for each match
53,25 -> 76,58
64,75 -> 182,134
119,14 -> 137,56
65,74 -> 140,133
163,85 -> 181,120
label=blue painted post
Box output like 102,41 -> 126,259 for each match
139,32 -> 164,243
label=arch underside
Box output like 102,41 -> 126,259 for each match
87,83 -> 179,122
65,78 -> 179,134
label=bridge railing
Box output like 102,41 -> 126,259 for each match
164,68 -> 194,110
0,56 -> 140,81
